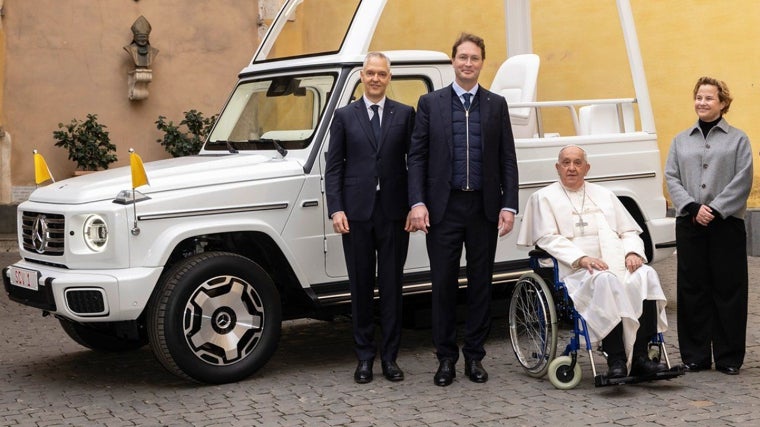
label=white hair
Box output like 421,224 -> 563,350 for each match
363,51 -> 391,69
557,145 -> 588,162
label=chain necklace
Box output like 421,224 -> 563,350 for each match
561,184 -> 588,233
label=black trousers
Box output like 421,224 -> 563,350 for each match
675,215 -> 748,368
603,300 -> 658,363
342,193 -> 409,363
426,190 -> 497,362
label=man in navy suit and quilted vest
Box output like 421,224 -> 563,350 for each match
408,33 -> 519,386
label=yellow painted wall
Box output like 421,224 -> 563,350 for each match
371,0 -> 506,89
372,0 -> 760,208
533,0 -> 760,207
634,0 -> 760,205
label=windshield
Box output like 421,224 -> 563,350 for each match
256,0 -> 362,62
206,73 -> 337,151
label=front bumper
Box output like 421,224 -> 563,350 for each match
3,259 -> 163,322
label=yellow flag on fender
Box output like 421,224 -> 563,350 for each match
129,149 -> 149,189
33,151 -> 54,184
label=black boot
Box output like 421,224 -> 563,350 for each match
603,323 -> 627,378
630,355 -> 667,377
607,359 -> 627,379
629,300 -> 666,377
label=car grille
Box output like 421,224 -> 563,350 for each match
21,211 -> 65,256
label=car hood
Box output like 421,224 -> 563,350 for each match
29,154 -> 305,204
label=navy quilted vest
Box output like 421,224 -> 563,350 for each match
451,92 -> 482,190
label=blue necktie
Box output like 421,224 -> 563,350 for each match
462,93 -> 472,110
370,104 -> 381,142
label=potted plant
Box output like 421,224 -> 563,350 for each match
155,109 -> 217,157
53,114 -> 118,172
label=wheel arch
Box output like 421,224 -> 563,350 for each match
159,231 -> 316,318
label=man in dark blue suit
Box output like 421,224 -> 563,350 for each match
408,33 -> 519,386
325,52 -> 415,384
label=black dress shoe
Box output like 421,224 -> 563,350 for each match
683,362 -> 710,372
464,359 -> 489,383
434,359 -> 456,386
630,356 -> 668,377
381,360 -> 404,382
354,360 -> 373,384
716,365 -> 740,375
607,359 -> 627,379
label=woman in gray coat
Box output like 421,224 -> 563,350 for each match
665,76 -> 753,375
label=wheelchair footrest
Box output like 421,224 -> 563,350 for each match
594,365 -> 685,387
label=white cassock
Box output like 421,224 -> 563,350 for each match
517,182 -> 667,365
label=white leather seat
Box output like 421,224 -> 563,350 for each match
577,103 -> 635,135
490,54 -> 540,138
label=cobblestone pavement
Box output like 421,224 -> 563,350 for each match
2,250 -> 760,426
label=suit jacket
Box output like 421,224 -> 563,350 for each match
407,85 -> 519,224
325,98 -> 415,221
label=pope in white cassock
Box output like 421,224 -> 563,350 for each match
517,145 -> 668,379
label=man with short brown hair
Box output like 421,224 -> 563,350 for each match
408,33 -> 518,386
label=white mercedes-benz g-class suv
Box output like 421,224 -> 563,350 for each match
3,0 -> 675,383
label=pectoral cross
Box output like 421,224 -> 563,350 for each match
575,215 -> 588,233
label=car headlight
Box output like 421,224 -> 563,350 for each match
83,214 -> 108,252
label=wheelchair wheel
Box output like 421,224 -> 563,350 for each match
508,272 -> 558,378
548,355 -> 582,390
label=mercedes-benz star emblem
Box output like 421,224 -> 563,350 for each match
31,214 -> 49,253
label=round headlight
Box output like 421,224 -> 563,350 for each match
83,215 -> 108,252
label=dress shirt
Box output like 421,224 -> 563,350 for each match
363,95 -> 386,124
452,82 -> 479,109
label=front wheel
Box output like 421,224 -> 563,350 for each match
147,252 -> 281,384
548,355 -> 582,390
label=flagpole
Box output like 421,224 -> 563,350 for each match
129,148 -> 141,235
131,187 -> 140,235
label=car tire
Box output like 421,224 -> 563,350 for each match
147,251 -> 281,384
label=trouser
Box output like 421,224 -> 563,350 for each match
342,193 -> 409,362
675,215 -> 748,368
603,299 -> 658,364
427,190 -> 497,362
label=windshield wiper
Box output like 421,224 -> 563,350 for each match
208,139 -> 287,158
208,140 -> 239,153
258,138 -> 288,158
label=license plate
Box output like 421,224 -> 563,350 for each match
9,266 -> 40,291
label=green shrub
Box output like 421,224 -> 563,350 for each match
155,109 -> 217,157
53,114 -> 118,171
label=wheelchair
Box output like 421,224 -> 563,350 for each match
508,249 -> 684,389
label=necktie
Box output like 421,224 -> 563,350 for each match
462,93 -> 472,110
370,104 -> 381,142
